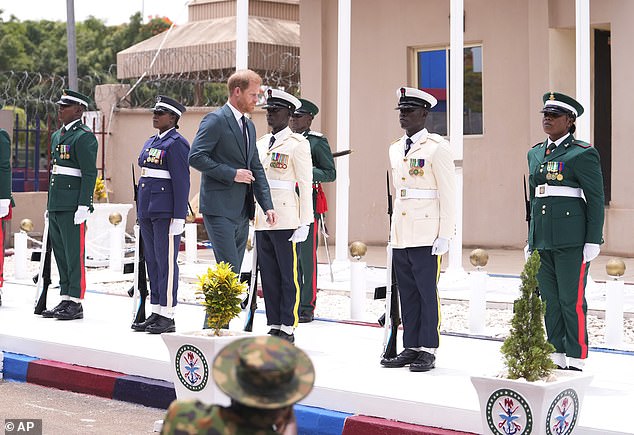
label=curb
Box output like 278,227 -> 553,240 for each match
1,351 -> 473,434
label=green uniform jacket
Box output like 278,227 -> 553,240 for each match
303,130 -> 336,218
47,122 -> 98,212
0,129 -> 14,206
527,134 -> 604,250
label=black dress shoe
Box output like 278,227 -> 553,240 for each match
277,330 -> 295,343
299,312 -> 314,323
41,300 -> 70,318
54,301 -> 83,320
409,351 -> 435,372
146,315 -> 175,334
556,365 -> 567,370
380,348 -> 421,368
268,328 -> 280,336
131,313 -> 160,331
567,366 -> 583,372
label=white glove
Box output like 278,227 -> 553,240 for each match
431,237 -> 450,255
169,218 -> 185,235
0,199 -> 9,218
523,244 -> 531,261
288,225 -> 310,243
73,206 -> 90,225
583,243 -> 600,263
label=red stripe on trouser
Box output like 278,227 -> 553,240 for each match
576,261 -> 588,358
310,218 -> 318,306
79,222 -> 86,298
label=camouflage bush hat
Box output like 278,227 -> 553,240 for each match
213,336 -> 315,409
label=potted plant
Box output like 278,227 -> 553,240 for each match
471,251 -> 593,435
162,261 -> 256,405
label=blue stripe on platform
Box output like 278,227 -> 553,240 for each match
2,352 -> 39,382
113,375 -> 176,409
294,404 -> 351,435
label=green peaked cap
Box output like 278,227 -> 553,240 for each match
541,91 -> 584,117
56,89 -> 91,108
295,98 -> 319,116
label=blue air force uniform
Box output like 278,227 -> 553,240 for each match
136,96 -> 190,334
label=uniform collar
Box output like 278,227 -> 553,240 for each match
157,127 -> 175,139
547,132 -> 571,148
64,119 -> 81,131
271,126 -> 292,143
402,128 -> 428,145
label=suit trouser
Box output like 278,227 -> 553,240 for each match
48,210 -> 86,299
256,229 -> 300,328
393,246 -> 441,349
298,218 -> 319,314
203,213 -> 249,274
139,217 -> 180,309
537,247 -> 588,359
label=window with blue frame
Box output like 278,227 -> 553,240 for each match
416,45 -> 483,136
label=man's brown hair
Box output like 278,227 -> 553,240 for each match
227,69 -> 262,94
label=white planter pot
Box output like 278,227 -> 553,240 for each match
471,371 -> 592,435
162,330 -> 258,405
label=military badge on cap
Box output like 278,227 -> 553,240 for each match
263,89 -> 301,112
152,95 -> 186,117
395,87 -> 437,110
56,89 -> 91,108
541,92 -> 584,117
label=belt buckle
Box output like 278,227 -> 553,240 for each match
141,168 -> 148,177
400,189 -> 407,198
52,166 -> 58,174
539,185 -> 545,195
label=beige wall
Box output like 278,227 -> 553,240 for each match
299,0 -> 634,255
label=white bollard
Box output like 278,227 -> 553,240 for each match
13,231 -> 29,279
605,278 -> 624,348
468,270 -> 488,335
349,260 -> 367,320
185,222 -> 197,263
109,225 -> 123,272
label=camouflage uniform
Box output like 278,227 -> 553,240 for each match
161,336 -> 315,434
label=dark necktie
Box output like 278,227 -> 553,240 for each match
545,142 -> 556,156
269,135 -> 276,149
241,116 -> 248,154
404,138 -> 413,156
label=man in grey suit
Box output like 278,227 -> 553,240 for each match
189,69 -> 277,276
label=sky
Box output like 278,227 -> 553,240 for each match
0,0 -> 190,25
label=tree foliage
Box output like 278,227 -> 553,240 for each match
500,251 -> 556,381
0,11 -> 171,78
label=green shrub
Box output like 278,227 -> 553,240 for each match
196,262 -> 246,336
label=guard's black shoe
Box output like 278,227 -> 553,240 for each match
42,300 -> 70,318
131,313 -> 160,331
54,301 -> 83,320
556,365 -> 567,370
409,351 -> 436,372
299,312 -> 314,323
567,366 -> 583,372
268,328 -> 280,336
146,315 -> 175,334
277,330 -> 295,343
380,348 -> 421,368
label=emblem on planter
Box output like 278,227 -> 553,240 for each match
485,388 -> 533,434
175,344 -> 209,392
546,388 -> 579,435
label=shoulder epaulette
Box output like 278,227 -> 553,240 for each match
288,133 -> 304,142
79,124 -> 92,132
427,133 -> 443,143
532,142 -> 542,149
573,139 -> 592,148
257,134 -> 269,141
308,130 -> 323,137
390,137 -> 401,145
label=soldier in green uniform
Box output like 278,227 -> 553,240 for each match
160,336 -> 315,435
0,127 -> 14,305
527,92 -> 605,371
289,99 -> 336,323
40,89 -> 98,321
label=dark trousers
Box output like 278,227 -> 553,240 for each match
48,211 -> 86,299
298,218 -> 319,314
256,229 -> 300,327
139,217 -> 180,308
537,247 -> 588,359
203,214 -> 249,274
393,246 -> 441,349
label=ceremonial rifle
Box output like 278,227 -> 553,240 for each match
129,165 -> 149,324
381,171 -> 401,360
524,175 -> 531,233
33,216 -> 52,315
241,235 -> 258,331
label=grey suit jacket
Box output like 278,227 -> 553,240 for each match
189,104 -> 273,218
